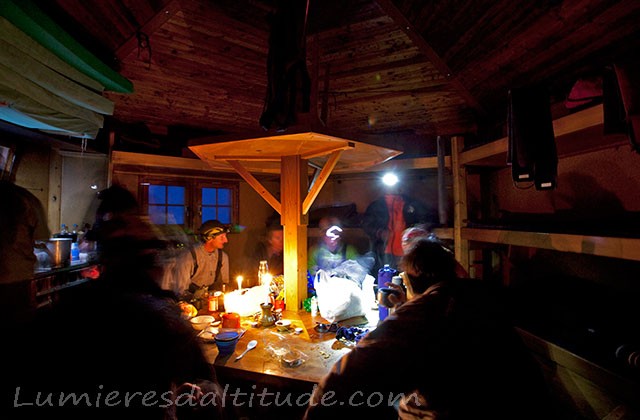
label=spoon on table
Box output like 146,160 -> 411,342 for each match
234,340 -> 258,361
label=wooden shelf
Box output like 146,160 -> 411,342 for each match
459,105 -> 628,167
35,277 -> 90,298
516,328 -> 640,408
462,227 -> 640,261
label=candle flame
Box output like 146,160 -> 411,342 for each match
237,275 -> 243,291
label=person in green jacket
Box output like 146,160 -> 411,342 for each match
308,216 -> 359,277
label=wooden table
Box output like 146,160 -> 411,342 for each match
200,310 -> 377,387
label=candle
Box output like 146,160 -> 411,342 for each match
237,275 -> 243,291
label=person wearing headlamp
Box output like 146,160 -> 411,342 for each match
308,216 -> 359,277
172,219 -> 231,297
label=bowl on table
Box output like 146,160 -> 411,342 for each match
275,319 -> 291,331
190,315 -> 215,330
214,331 -> 240,355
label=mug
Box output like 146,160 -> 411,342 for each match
377,287 -> 400,308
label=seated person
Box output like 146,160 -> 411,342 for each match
0,180 -> 50,327
308,216 -> 359,277
304,237 -> 550,420
400,224 -> 432,255
170,220 -> 231,297
246,221 -> 284,280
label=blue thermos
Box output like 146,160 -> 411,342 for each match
377,264 -> 396,322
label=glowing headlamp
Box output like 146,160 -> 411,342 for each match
325,225 -> 343,240
202,226 -> 230,240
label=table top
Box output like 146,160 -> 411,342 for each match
200,310 -> 377,386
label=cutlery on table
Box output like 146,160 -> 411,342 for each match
234,340 -> 257,361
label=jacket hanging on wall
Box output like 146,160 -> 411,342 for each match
507,86 -> 558,190
259,0 -> 311,132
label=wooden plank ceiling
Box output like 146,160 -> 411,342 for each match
34,0 -> 640,157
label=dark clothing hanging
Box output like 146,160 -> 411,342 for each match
507,86 -> 558,190
259,0 -> 311,132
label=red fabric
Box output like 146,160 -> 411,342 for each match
565,77 -> 602,109
384,194 -> 406,256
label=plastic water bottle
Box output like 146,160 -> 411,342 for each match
70,242 -> 80,262
378,264 -> 395,287
377,264 -> 396,322
258,260 -> 269,285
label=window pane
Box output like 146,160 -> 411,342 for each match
149,185 -> 166,204
202,188 -> 216,205
167,206 -> 184,224
218,188 -> 231,205
168,186 -> 185,205
218,207 -> 231,223
202,207 -> 216,223
148,205 -> 165,224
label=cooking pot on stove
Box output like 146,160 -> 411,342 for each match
46,238 -> 72,267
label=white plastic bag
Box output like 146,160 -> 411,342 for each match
314,270 -> 366,323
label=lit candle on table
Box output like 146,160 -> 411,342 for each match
237,275 -> 243,292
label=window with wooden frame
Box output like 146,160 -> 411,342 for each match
139,176 -> 238,232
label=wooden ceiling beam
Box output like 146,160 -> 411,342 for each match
375,0 -> 484,115
115,0 -> 181,61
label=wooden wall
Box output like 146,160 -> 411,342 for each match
465,134 -> 640,419
489,145 -> 640,214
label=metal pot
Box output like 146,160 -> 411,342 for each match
46,238 -> 72,267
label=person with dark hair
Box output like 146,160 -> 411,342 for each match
170,219 -> 231,297
0,180 -> 50,326
247,220 -> 284,280
2,186 -> 225,419
304,237 -> 550,420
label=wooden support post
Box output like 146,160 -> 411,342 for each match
451,136 -> 470,275
281,155 -> 309,310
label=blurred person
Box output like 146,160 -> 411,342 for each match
304,237 -> 550,420
308,216 -> 359,277
0,180 -> 50,326
247,219 -> 284,280
400,224 -> 432,255
1,186 -> 224,419
362,187 -> 434,274
170,219 -> 231,297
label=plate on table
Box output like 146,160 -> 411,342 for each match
198,326 -> 219,342
198,327 -> 246,342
